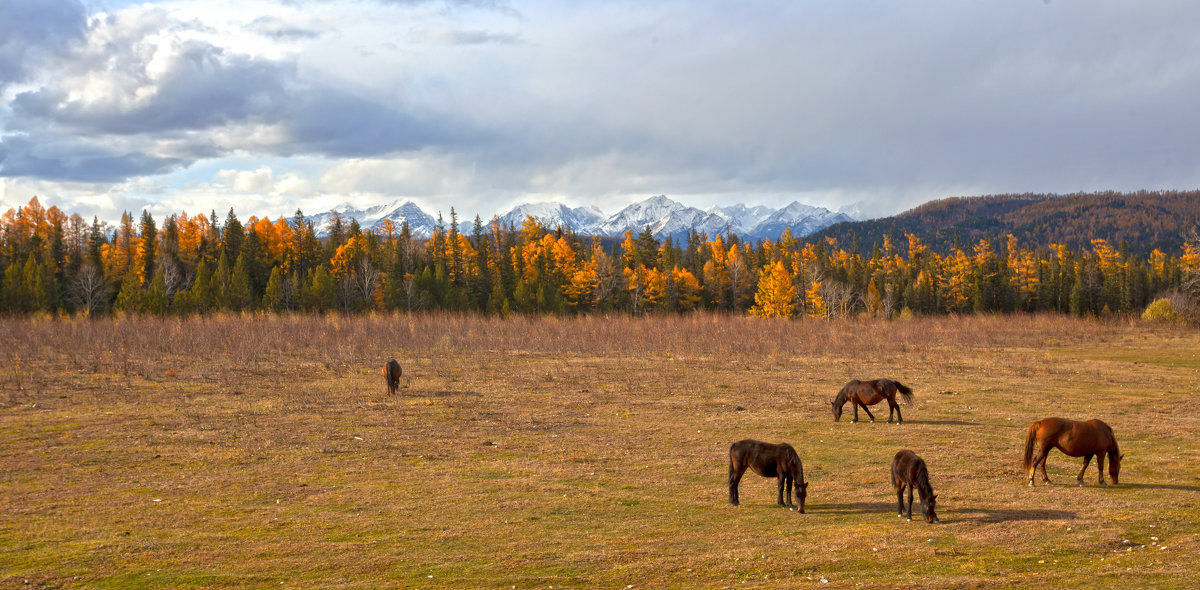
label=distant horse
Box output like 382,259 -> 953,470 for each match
891,449 -> 939,523
1023,417 -> 1122,487
384,359 -> 402,395
831,379 -> 914,423
728,439 -> 808,513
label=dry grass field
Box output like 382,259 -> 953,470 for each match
2,313 -> 1199,588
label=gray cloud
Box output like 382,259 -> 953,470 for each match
247,16 -> 322,40
0,0 -> 87,85
5,0 -> 1200,218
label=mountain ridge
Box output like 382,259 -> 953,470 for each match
305,195 -> 858,240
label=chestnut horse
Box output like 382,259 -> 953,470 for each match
1023,417 -> 1122,487
384,359 -> 402,395
831,379 -> 913,423
728,439 -> 808,513
891,449 -> 939,523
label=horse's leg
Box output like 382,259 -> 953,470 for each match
896,482 -> 906,517
729,463 -> 745,506
906,485 -> 915,521
784,475 -> 795,509
861,403 -> 876,423
777,475 -> 788,508
851,402 -> 860,423
1028,445 -> 1050,486
1096,453 -> 1108,487
887,398 -> 895,423
1076,454 -> 1093,487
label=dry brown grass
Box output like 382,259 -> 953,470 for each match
2,313 -> 1199,588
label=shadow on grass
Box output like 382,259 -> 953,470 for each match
1120,482 -> 1200,493
811,502 -> 895,514
954,507 -> 1077,522
811,502 -> 1077,522
901,420 -> 986,427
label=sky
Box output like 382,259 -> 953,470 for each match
2,0 -> 1199,224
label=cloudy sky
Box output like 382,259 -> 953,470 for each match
1,0 -> 1198,223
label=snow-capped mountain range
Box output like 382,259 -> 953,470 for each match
305,195 -> 860,240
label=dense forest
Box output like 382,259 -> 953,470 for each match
812,191 -> 1200,258
2,195 -> 1198,318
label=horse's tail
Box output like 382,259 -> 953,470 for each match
1022,421 -> 1039,469
895,381 -> 914,406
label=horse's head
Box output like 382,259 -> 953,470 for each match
1110,452 -> 1123,484
831,401 -> 842,421
922,493 -> 939,524
797,481 -> 808,514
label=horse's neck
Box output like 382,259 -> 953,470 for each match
914,468 -> 933,498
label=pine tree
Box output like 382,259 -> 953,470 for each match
114,271 -> 143,313
309,265 -> 338,311
143,268 -> 169,314
262,266 -> 286,311
138,210 -> 157,286
230,252 -> 253,310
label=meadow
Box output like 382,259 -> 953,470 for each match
2,313 -> 1199,588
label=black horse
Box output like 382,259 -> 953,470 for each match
891,449 -> 938,523
728,439 -> 808,513
384,359 -> 402,395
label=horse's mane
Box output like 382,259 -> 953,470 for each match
913,460 -> 934,499
832,383 -> 850,406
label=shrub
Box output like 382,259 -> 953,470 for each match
1142,298 -> 1181,323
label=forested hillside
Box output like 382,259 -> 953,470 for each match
812,191 -> 1200,257
2,195 -> 1198,318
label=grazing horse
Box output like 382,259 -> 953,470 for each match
831,379 -> 914,423
384,359 -> 402,395
728,439 -> 808,513
891,449 -> 939,523
1023,417 -> 1122,487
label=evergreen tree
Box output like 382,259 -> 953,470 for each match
138,210 -> 157,285
114,271 -> 142,313
230,252 -> 253,310
143,267 -> 169,314
222,208 -> 244,260
262,266 -> 286,311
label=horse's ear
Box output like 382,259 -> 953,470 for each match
1120,454 -> 1125,460
932,494 -> 938,500
801,481 -> 808,489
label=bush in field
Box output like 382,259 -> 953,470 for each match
1142,298 -> 1181,323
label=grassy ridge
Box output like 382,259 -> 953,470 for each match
2,314 -> 1199,588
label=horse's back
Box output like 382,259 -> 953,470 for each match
892,449 -> 924,483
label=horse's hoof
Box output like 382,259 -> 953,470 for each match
1100,482 -> 1108,488
789,506 -> 796,511
906,517 -> 912,522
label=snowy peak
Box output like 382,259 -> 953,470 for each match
705,204 -> 776,234
494,202 -> 606,232
304,196 -> 861,240
596,195 -> 716,237
308,199 -> 437,238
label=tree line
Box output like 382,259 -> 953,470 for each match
2,197 -> 1198,318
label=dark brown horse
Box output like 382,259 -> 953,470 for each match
384,359 -> 402,395
728,440 -> 808,512
1023,417 -> 1122,487
831,379 -> 913,423
891,449 -> 939,523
